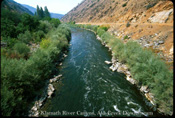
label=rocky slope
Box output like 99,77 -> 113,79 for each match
1,0 -> 33,15
61,0 -> 173,68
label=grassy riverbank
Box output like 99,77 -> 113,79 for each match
1,8 -> 71,116
75,24 -> 173,115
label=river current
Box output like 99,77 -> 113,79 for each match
44,27 -> 158,117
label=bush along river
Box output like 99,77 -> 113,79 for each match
39,27 -> 161,117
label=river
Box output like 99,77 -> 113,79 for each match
43,27 -> 158,117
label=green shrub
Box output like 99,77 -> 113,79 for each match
20,13 -> 39,32
122,2 -> 127,7
2,37 -> 18,48
32,30 -> 45,43
50,18 -> 61,28
48,24 -> 71,42
38,20 -> 54,33
123,35 -> 129,40
97,28 -> 106,37
146,3 -> 157,10
101,32 -> 113,43
1,81 -> 16,116
1,57 -> 28,115
17,30 -> 33,44
126,22 -> 130,27
99,26 -> 109,31
40,39 -> 51,49
13,42 -> 30,58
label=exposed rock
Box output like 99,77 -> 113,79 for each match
111,57 -> 117,64
96,35 -> 102,40
109,62 -> 121,71
148,9 -> 173,23
33,111 -> 39,117
158,40 -> 164,44
117,64 -> 128,73
125,70 -> 131,76
50,74 -> 62,83
63,54 -> 67,58
105,61 -> 112,64
1,41 -> 7,47
126,75 -> 137,85
47,84 -> 55,98
169,46 -> 173,55
145,93 -> 155,106
105,44 -> 109,48
140,86 -> 149,93
108,47 -> 112,51
59,63 -> 63,66
31,105 -> 37,111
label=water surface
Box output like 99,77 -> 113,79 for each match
45,27 -> 157,117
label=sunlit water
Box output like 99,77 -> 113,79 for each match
44,28 -> 159,117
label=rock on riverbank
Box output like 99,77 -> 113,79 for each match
98,35 -> 156,111
28,74 -> 62,117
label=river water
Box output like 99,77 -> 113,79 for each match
44,27 -> 158,117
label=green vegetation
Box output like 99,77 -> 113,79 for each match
1,5 -> 71,116
122,2 -> 127,7
35,5 -> 51,20
76,24 -> 173,115
146,3 -> 157,10
126,22 -> 130,27
123,35 -> 129,40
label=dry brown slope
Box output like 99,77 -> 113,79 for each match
61,0 -> 173,68
61,0 -> 173,23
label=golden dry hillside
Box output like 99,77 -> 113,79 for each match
61,0 -> 173,68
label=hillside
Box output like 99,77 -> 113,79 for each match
22,4 -> 64,19
1,0 -> 33,15
61,0 -> 173,68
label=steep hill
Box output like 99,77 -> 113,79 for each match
61,0 -> 173,23
22,4 -> 64,19
61,0 -> 173,67
1,0 -> 33,15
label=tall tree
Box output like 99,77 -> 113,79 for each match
44,6 -> 51,18
40,7 -> 44,19
36,5 -> 40,18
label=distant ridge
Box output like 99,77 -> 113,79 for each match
1,0 -> 33,15
22,4 -> 64,19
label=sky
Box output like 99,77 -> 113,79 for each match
14,0 -> 83,14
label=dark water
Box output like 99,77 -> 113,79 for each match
45,28 -> 157,117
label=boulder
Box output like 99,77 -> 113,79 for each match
117,64 -> 128,73
158,40 -> 164,44
111,57 -> 117,64
126,75 -> 137,85
140,86 -> 149,93
47,84 -> 55,98
31,106 -> 37,111
105,61 -> 112,64
50,74 -> 62,83
109,62 -> 121,71
145,93 -> 155,105
63,54 -> 67,58
148,9 -> 173,23
169,46 -> 173,55
125,70 -> 131,76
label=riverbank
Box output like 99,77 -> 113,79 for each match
85,28 -> 156,110
76,25 -> 173,116
28,53 -> 67,117
27,24 -> 71,117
